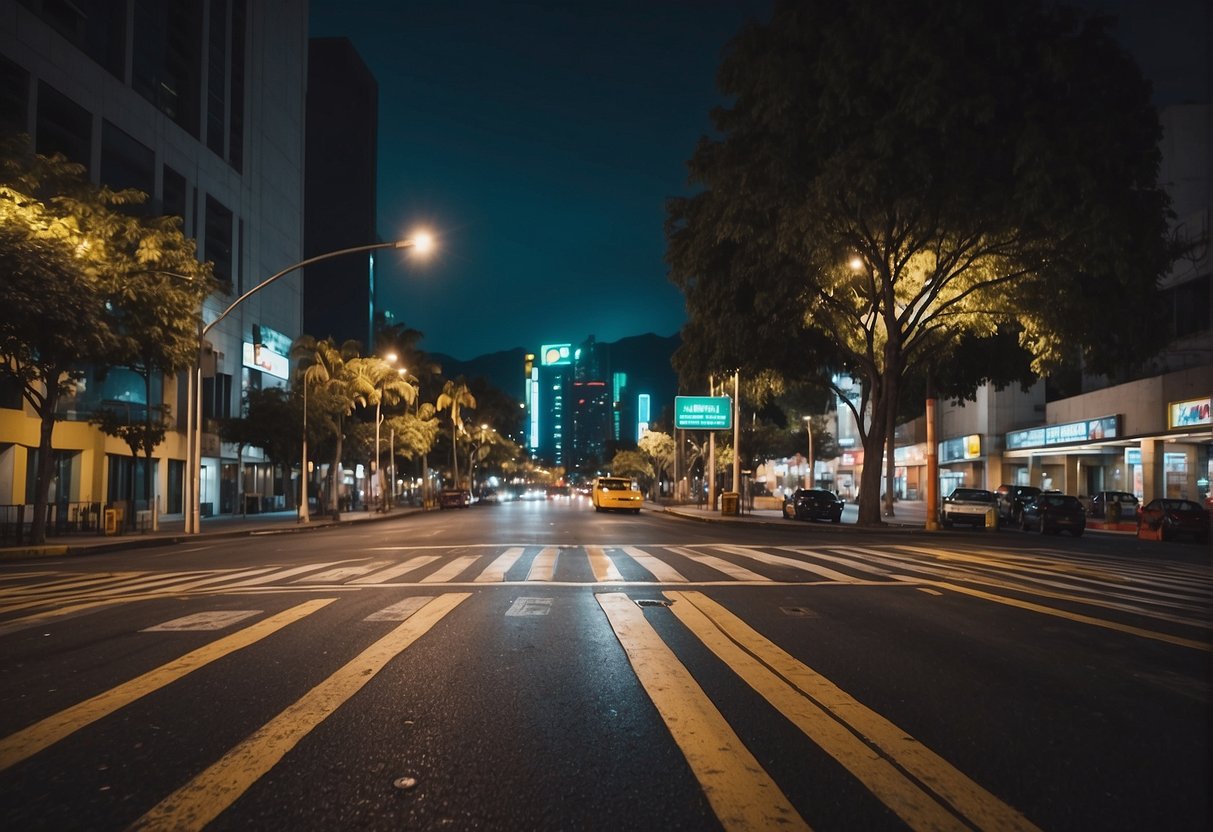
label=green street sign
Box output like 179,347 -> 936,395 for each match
675,396 -> 733,430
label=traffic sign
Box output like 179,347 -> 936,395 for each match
675,396 -> 732,430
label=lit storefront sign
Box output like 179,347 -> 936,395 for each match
1005,416 -> 1120,450
540,343 -> 572,366
939,434 -> 981,463
242,342 -> 289,379
1168,397 -> 1212,429
242,324 -> 291,380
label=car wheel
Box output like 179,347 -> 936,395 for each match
784,505 -> 795,519
633,508 -> 641,514
594,505 -> 602,512
832,514 -> 842,523
1021,517 -> 1030,532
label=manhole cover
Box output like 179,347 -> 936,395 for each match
780,606 -> 818,618
635,599 -> 674,608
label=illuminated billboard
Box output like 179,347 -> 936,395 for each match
540,343 -> 572,366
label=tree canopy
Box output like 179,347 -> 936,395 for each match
666,0 -> 1176,525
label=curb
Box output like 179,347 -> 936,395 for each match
0,508 -> 420,560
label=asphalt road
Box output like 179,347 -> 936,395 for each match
1,499 -> 1209,831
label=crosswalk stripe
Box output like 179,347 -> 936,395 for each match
128,593 -> 471,832
227,561 -> 360,588
351,556 -> 442,584
587,546 -> 623,582
619,546 -> 687,582
474,547 -> 525,582
294,562 -> 394,583
713,545 -> 861,582
596,592 -> 808,831
526,547 -> 559,582
667,547 -> 771,582
0,598 -> 336,773
421,555 -> 480,583
778,547 -> 892,578
667,591 -> 1038,832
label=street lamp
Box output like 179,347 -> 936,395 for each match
185,235 -> 434,533
802,415 -> 814,489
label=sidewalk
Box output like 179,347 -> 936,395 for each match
0,504 -> 422,560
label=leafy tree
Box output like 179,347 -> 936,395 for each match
607,450 -> 654,493
667,0 -> 1176,526
0,136 -> 212,543
436,377 -> 476,488
345,356 -> 417,503
220,387 -> 301,513
638,431 -> 675,499
290,336 -> 361,516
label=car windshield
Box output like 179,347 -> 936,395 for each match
1156,499 -> 1201,511
949,489 -> 993,502
598,479 -> 634,491
1039,495 -> 1081,508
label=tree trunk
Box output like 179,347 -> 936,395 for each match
330,431 -> 343,516
450,426 -> 460,489
29,378 -> 62,545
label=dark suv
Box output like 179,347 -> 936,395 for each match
995,485 -> 1041,524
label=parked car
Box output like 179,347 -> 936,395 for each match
1137,498 -> 1210,543
591,477 -> 643,513
1020,493 -> 1086,536
995,484 -> 1041,524
438,489 -> 471,509
1087,491 -> 1139,520
782,488 -> 844,523
939,488 -> 996,528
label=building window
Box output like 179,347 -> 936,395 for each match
0,55 -> 29,134
132,0 -> 203,138
228,0 -> 246,172
35,81 -> 91,168
162,164 -> 186,222
205,195 -> 233,288
27,0 -> 126,81
206,0 -> 227,157
202,372 -> 233,421
100,120 -> 154,205
1165,273 -> 1211,339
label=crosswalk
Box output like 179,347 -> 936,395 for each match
1,542 -> 1210,830
2,543 -> 1209,648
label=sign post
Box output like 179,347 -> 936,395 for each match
674,396 -> 733,430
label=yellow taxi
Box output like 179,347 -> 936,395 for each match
591,477 -> 643,513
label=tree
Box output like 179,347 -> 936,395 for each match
638,431 -> 676,499
0,136 -> 212,543
345,356 -> 417,504
607,450 -> 654,493
290,336 -> 361,516
667,0 -> 1176,526
436,377 -> 476,488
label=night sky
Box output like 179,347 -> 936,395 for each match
308,0 -> 1208,361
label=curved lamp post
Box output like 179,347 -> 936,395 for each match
185,234 -> 434,534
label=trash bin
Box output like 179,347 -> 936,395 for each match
721,491 -> 740,516
984,506 -> 998,529
104,508 -> 121,536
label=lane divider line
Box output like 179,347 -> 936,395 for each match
667,591 -> 1040,832
0,598 -> 337,772
595,592 -> 808,832
129,592 -> 471,832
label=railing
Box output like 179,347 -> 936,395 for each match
1,502 -> 98,545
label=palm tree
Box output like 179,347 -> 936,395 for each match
436,377 -> 476,488
290,336 -> 360,516
346,356 -> 417,504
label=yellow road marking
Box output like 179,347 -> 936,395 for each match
526,546 -> 559,581
922,580 -> 1212,651
668,591 -> 1040,832
587,546 -> 623,582
596,592 -> 808,831
474,547 -> 525,582
129,593 -> 470,832
0,598 -> 336,772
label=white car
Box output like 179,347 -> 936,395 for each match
940,488 -> 996,528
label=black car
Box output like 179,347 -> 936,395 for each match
995,484 -> 1041,523
782,488 -> 844,522
1020,493 -> 1086,536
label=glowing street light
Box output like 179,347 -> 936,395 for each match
186,235 -> 434,534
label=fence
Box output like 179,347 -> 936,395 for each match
0,500 -> 156,545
